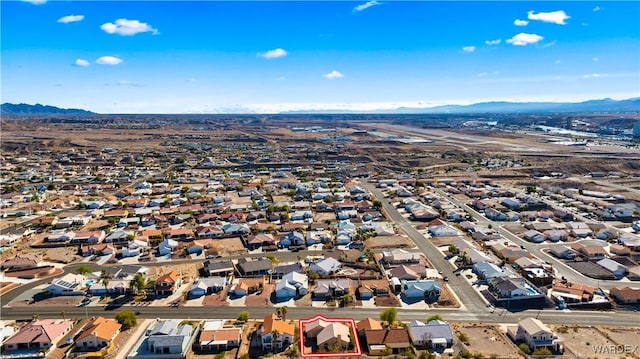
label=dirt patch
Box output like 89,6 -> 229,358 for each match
236,320 -> 259,359
0,282 -> 21,295
294,293 -> 312,307
245,283 -> 273,307
202,292 -> 229,307
432,281 -> 461,308
455,324 -> 523,359
4,266 -> 60,279
314,212 -> 335,223
42,247 -> 81,264
148,263 -> 199,282
209,237 -> 247,256
365,235 -> 415,249
554,325 -> 631,359
373,295 -> 401,307
23,295 -> 85,307
601,326 -> 640,352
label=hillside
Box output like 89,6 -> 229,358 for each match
1,103 -> 95,115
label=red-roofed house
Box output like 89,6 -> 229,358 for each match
2,319 -> 74,352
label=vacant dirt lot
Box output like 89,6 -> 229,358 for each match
455,324 -> 523,359
148,263 -> 199,282
365,235 -> 415,249
208,237 -> 246,256
554,325 -> 637,359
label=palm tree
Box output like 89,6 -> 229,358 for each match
100,269 -> 110,294
277,306 -> 288,321
271,329 -> 280,353
60,311 -> 66,320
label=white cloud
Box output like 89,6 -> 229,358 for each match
555,59 -> 562,64
73,59 -> 90,67
96,56 -> 123,65
593,6 -> 600,12
527,10 -> 570,25
478,71 -> 500,77
21,0 -> 46,4
116,80 -> 143,87
506,33 -> 544,46
323,70 -> 344,80
540,41 -> 557,48
514,19 -> 529,26
353,0 -> 381,12
257,48 -> 288,59
583,73 -> 606,79
485,39 -> 502,45
57,15 -> 84,24
592,57 -> 599,62
101,19 -> 158,36
462,46 -> 476,53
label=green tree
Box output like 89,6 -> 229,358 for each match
115,310 -> 138,330
309,271 -> 320,283
129,273 -> 146,295
276,306 -> 288,322
379,307 -> 397,327
271,329 -> 280,353
100,269 -> 110,292
373,200 -> 382,209
76,265 -> 93,275
238,311 -> 250,322
342,293 -> 353,307
426,314 -> 443,322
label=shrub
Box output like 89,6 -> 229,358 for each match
518,343 -> 531,354
532,347 -> 552,355
237,311 -> 249,322
114,310 -> 137,330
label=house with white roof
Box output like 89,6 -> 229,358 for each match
407,320 -> 454,350
45,273 -> 86,296
274,271 -> 308,301
309,257 -> 342,276
401,280 -> 441,301
507,318 -> 563,353
596,258 -> 628,279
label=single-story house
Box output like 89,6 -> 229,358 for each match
407,320 -> 454,350
75,317 -> 121,350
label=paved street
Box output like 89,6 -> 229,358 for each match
3,304 -> 639,327
360,181 -> 490,315
2,180 -> 639,329
433,188 -> 626,290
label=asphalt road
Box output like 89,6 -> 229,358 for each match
3,303 -> 639,327
0,249 -> 329,305
360,181 -> 490,316
434,188 -> 626,290
2,180 -> 639,328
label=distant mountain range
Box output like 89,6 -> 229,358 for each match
281,97 -> 640,114
1,103 -> 95,115
2,97 -> 639,115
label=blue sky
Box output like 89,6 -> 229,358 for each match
2,1 -> 639,113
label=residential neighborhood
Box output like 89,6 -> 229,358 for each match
1,116 -> 639,358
